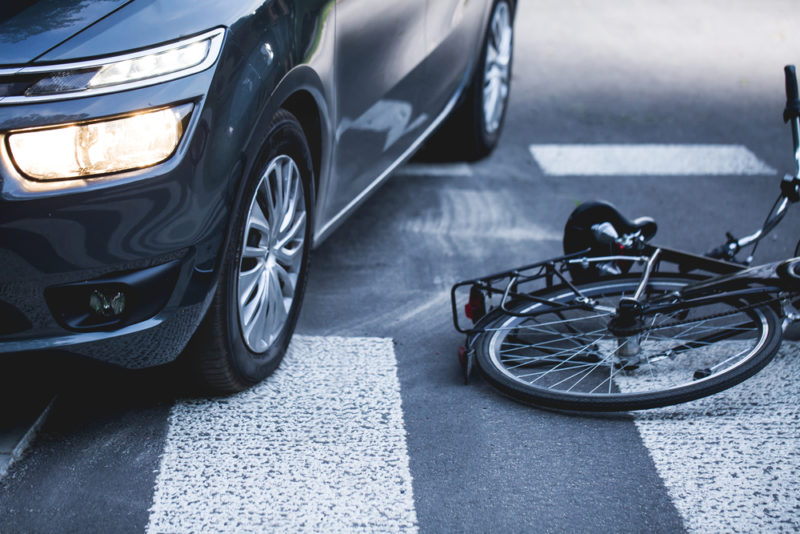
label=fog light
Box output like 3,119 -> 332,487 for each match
89,289 -> 127,318
7,103 -> 192,180
45,260 -> 180,332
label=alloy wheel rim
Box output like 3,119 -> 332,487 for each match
482,2 -> 513,135
237,154 -> 307,353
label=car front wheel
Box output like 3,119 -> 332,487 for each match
186,109 -> 313,393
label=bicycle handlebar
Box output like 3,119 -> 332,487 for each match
785,65 -> 800,123
785,65 -> 800,179
704,67 -> 800,264
786,65 -> 799,102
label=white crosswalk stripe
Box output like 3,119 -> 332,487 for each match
143,334 -> 799,533
622,343 -> 800,533
529,144 -> 776,176
146,336 -> 417,533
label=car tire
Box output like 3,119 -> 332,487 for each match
185,109 -> 313,394
417,0 -> 514,162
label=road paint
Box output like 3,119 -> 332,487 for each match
622,343 -> 800,533
0,396 -> 56,479
395,163 -> 473,177
146,336 -> 417,533
529,144 -> 776,176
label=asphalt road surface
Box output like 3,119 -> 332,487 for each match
2,1 -> 800,532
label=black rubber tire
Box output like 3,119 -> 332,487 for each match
184,110 -> 313,394
417,0 -> 514,162
471,274 -> 782,411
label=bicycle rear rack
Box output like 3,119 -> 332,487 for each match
451,244 -> 745,335
451,250 -> 588,334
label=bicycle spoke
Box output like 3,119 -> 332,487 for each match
705,344 -> 753,373
499,326 -> 608,354
550,361 -> 605,391
526,315 -> 588,349
501,343 -> 601,370
484,312 -> 611,332
506,359 -> 599,375
640,313 -> 664,380
521,334 -> 611,384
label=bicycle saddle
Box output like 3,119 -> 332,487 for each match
563,200 -> 657,256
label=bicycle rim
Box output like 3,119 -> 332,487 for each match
473,275 -> 782,411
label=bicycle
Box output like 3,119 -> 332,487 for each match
451,65 -> 800,412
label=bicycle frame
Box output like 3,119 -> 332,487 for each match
451,245 -> 798,334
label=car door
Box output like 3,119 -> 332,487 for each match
324,0 -> 428,228
422,0 -> 488,118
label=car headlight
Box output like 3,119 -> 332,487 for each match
5,28 -> 224,102
7,104 -> 192,180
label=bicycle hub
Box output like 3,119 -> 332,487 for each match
608,297 -> 645,336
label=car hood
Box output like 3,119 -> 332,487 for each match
0,0 -> 132,67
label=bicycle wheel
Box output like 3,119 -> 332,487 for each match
472,274 -> 782,411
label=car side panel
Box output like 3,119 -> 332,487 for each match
322,0 -> 429,227
422,0 -> 492,119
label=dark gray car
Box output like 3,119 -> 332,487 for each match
0,0 -> 515,392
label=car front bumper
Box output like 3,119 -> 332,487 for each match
0,59 -> 237,369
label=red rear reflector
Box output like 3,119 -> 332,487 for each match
465,285 -> 486,323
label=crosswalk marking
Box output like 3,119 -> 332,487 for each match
146,336 -> 418,533
622,344 -> 800,533
529,144 -> 776,176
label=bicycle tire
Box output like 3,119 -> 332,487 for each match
471,274 -> 782,411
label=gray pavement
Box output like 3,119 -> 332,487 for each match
1,1 -> 800,532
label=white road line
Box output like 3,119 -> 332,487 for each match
146,336 -> 418,534
622,343 -> 800,533
0,396 -> 56,479
529,144 -> 776,176
395,163 -> 473,177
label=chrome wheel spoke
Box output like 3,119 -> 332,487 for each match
243,245 -> 268,259
265,267 -> 288,334
240,268 -> 267,326
248,201 -> 270,235
244,289 -> 268,349
274,203 -> 306,270
273,262 -> 297,303
260,176 -> 277,239
238,263 -> 264,307
280,173 -> 299,233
